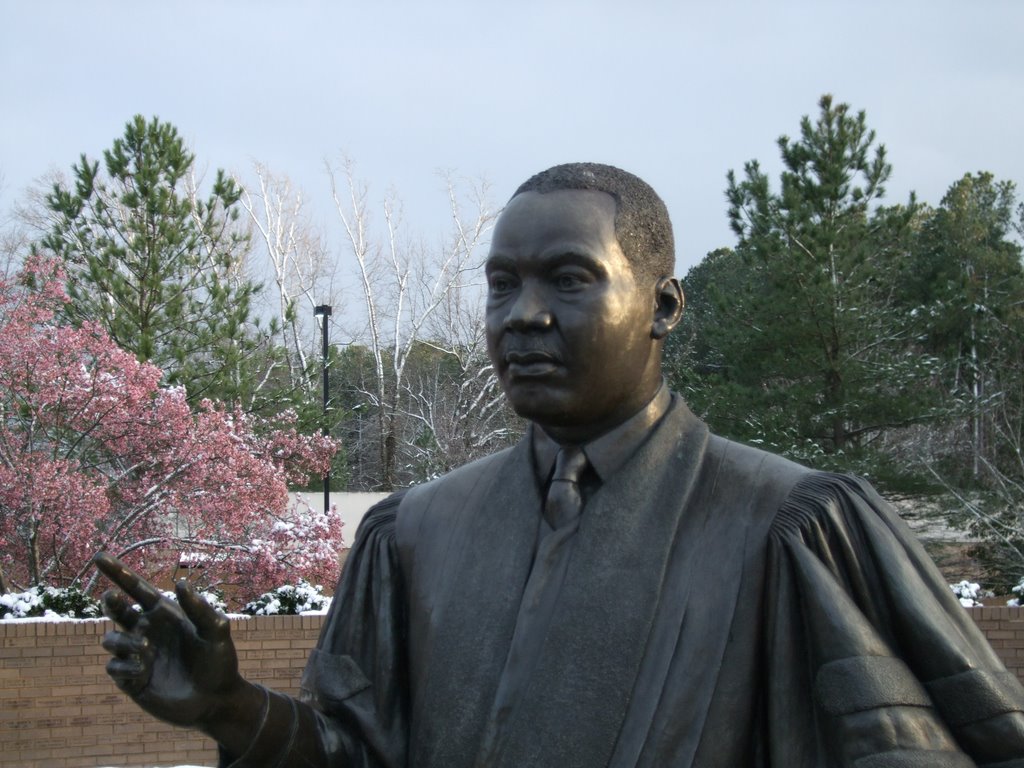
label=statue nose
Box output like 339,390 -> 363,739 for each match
505,285 -> 553,330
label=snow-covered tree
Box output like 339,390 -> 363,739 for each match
0,256 -> 340,604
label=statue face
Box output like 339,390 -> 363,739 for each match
485,189 -> 664,443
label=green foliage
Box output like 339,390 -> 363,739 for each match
673,95 -> 937,480
908,173 -> 1024,405
671,98 -> 1024,579
41,115 -> 271,407
903,173 -> 1024,587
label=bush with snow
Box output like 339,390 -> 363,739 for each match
949,580 -> 992,607
1007,577 -> 1024,607
0,585 -> 101,619
241,580 -> 330,616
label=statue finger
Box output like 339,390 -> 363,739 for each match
93,552 -> 163,610
101,630 -> 145,658
106,655 -> 150,696
101,589 -> 140,629
176,580 -> 230,642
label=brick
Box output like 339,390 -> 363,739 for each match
13,645 -> 55,658
987,630 -> 1016,640
80,683 -> 114,696
259,640 -> 293,650
53,644 -> 86,657
2,696 -> 33,709
47,705 -> 84,719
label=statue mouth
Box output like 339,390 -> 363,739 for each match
504,349 -> 561,377
506,350 -> 558,364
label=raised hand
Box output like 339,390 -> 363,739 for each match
94,552 -> 252,730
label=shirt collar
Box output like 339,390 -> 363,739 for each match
532,382 -> 671,483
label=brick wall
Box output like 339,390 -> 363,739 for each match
970,605 -> 1024,680
1,615 -> 322,768
2,608 -> 1023,768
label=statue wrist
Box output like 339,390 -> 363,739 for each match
200,679 -> 267,746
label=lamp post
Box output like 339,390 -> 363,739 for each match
313,304 -> 332,514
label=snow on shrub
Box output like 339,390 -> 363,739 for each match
949,580 -> 992,607
241,580 -> 330,616
0,585 -> 101,619
1007,577 -> 1024,607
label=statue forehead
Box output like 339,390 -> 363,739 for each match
492,189 -> 619,247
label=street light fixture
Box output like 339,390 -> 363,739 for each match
313,305 -> 332,514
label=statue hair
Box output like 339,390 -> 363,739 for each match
512,162 -> 675,284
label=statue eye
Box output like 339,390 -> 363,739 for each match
557,274 -> 580,290
488,272 -> 517,296
554,269 -> 590,291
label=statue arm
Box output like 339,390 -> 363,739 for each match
216,686 -> 358,768
765,472 -> 1024,766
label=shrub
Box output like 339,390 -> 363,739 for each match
949,580 -> 992,607
0,585 -> 101,619
158,587 -> 228,614
1007,578 -> 1024,607
241,580 -> 329,616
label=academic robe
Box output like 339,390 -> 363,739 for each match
226,396 -> 1024,767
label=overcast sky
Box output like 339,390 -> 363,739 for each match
3,0 -> 1023,278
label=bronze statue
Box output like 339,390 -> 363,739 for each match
97,163 -> 1024,766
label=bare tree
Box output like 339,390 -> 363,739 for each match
0,173 -> 28,278
401,330 -> 521,482
328,158 -> 500,490
238,162 -> 340,399
0,170 -> 69,278
402,200 -> 524,478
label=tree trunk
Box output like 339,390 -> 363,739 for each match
28,524 -> 41,587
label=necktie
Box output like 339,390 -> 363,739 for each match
544,446 -> 588,530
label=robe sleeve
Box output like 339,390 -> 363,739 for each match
764,472 -> 1024,768
221,492 -> 410,768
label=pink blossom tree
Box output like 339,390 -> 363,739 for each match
0,256 -> 341,605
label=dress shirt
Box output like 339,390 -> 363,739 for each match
532,383 -> 672,492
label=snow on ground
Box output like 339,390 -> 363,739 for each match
889,496 -> 980,542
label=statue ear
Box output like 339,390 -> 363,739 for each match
652,277 -> 683,340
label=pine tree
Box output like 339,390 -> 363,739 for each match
696,95 -> 929,466
911,173 -> 1024,480
41,115 -> 268,407
902,173 -> 1024,584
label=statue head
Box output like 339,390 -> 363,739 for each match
486,163 -> 683,443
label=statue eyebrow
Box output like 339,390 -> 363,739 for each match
484,248 -> 610,278
544,249 -> 609,276
484,254 -> 517,273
